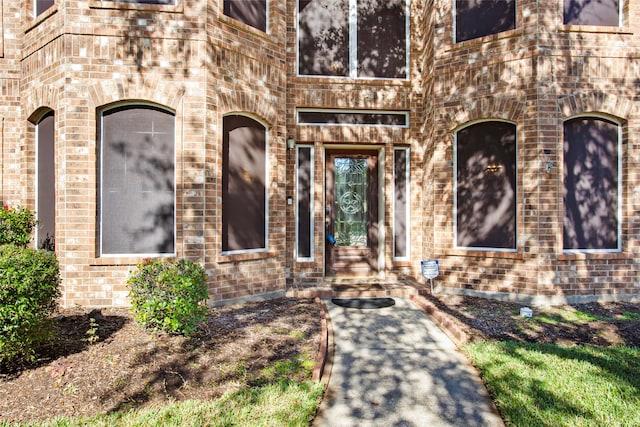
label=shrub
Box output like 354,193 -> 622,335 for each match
0,245 -> 61,363
0,205 -> 37,247
128,259 -> 209,336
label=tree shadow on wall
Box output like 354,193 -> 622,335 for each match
456,122 -> 516,249
298,0 -> 407,78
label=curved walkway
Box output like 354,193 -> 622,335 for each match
313,297 -> 504,427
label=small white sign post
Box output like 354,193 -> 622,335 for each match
421,260 -> 439,293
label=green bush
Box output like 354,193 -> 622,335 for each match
128,259 -> 209,336
0,245 -> 61,363
0,205 -> 37,247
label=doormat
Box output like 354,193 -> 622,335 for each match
331,298 -> 396,309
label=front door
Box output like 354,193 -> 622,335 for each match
325,150 -> 379,276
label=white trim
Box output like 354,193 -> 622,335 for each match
295,145 -> 315,262
453,119 -> 518,252
393,147 -> 410,261
98,103 -> 178,257
296,108 -> 410,128
220,113 -> 270,256
562,114 -> 623,253
296,0 -> 410,81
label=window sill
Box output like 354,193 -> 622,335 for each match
218,250 -> 276,263
25,6 -> 58,34
559,251 -> 626,261
449,28 -> 522,51
89,0 -> 183,13
558,24 -> 632,35
294,75 -> 411,86
446,248 -> 524,260
90,254 -> 175,266
219,15 -> 273,43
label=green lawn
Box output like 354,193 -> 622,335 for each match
0,381 -> 324,427
466,342 -> 640,427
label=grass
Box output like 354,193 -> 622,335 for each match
466,341 -> 640,427
533,308 -> 640,325
1,381 -> 324,427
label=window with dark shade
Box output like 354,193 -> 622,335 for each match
106,0 -> 176,4
357,0 -> 407,78
564,0 -> 619,26
297,110 -> 408,127
563,117 -> 620,251
394,148 -> 409,259
36,0 -> 55,16
456,121 -> 517,250
36,112 -> 55,250
298,0 -> 408,79
99,105 -> 175,256
455,0 -> 516,43
222,115 -> 267,253
296,146 -> 313,260
224,0 -> 267,32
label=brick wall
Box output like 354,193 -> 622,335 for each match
0,0 -> 637,306
427,0 -> 640,303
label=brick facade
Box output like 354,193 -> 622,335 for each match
0,0 -> 638,307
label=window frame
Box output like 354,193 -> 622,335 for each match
98,103 -> 177,258
89,0 -> 181,12
35,110 -> 56,250
223,0 -> 269,33
297,108 -> 410,128
562,114 -> 622,254
454,119 -> 518,252
221,114 -> 270,256
562,0 -> 621,27
296,145 -> 315,262
296,0 -> 410,80
393,146 -> 410,261
453,0 -> 517,44
101,0 -> 176,4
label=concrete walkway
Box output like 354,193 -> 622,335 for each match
313,297 -> 504,427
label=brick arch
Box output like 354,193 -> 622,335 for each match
444,97 -> 524,131
88,76 -> 184,111
25,85 -> 59,121
217,89 -> 277,128
559,92 -> 634,120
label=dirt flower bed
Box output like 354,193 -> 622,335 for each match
2,293 -> 639,425
0,298 -> 322,424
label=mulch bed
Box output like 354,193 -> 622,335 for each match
421,294 -> 640,347
1,294 -> 639,424
0,298 -> 321,424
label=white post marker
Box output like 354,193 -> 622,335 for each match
421,260 -> 439,293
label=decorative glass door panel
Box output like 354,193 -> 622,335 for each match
334,158 -> 368,246
325,150 -> 379,276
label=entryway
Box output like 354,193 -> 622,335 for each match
324,149 -> 380,277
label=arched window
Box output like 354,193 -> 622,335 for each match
98,104 -> 175,256
36,111 -> 55,250
563,116 -> 621,251
455,121 -> 517,249
222,115 -> 268,253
